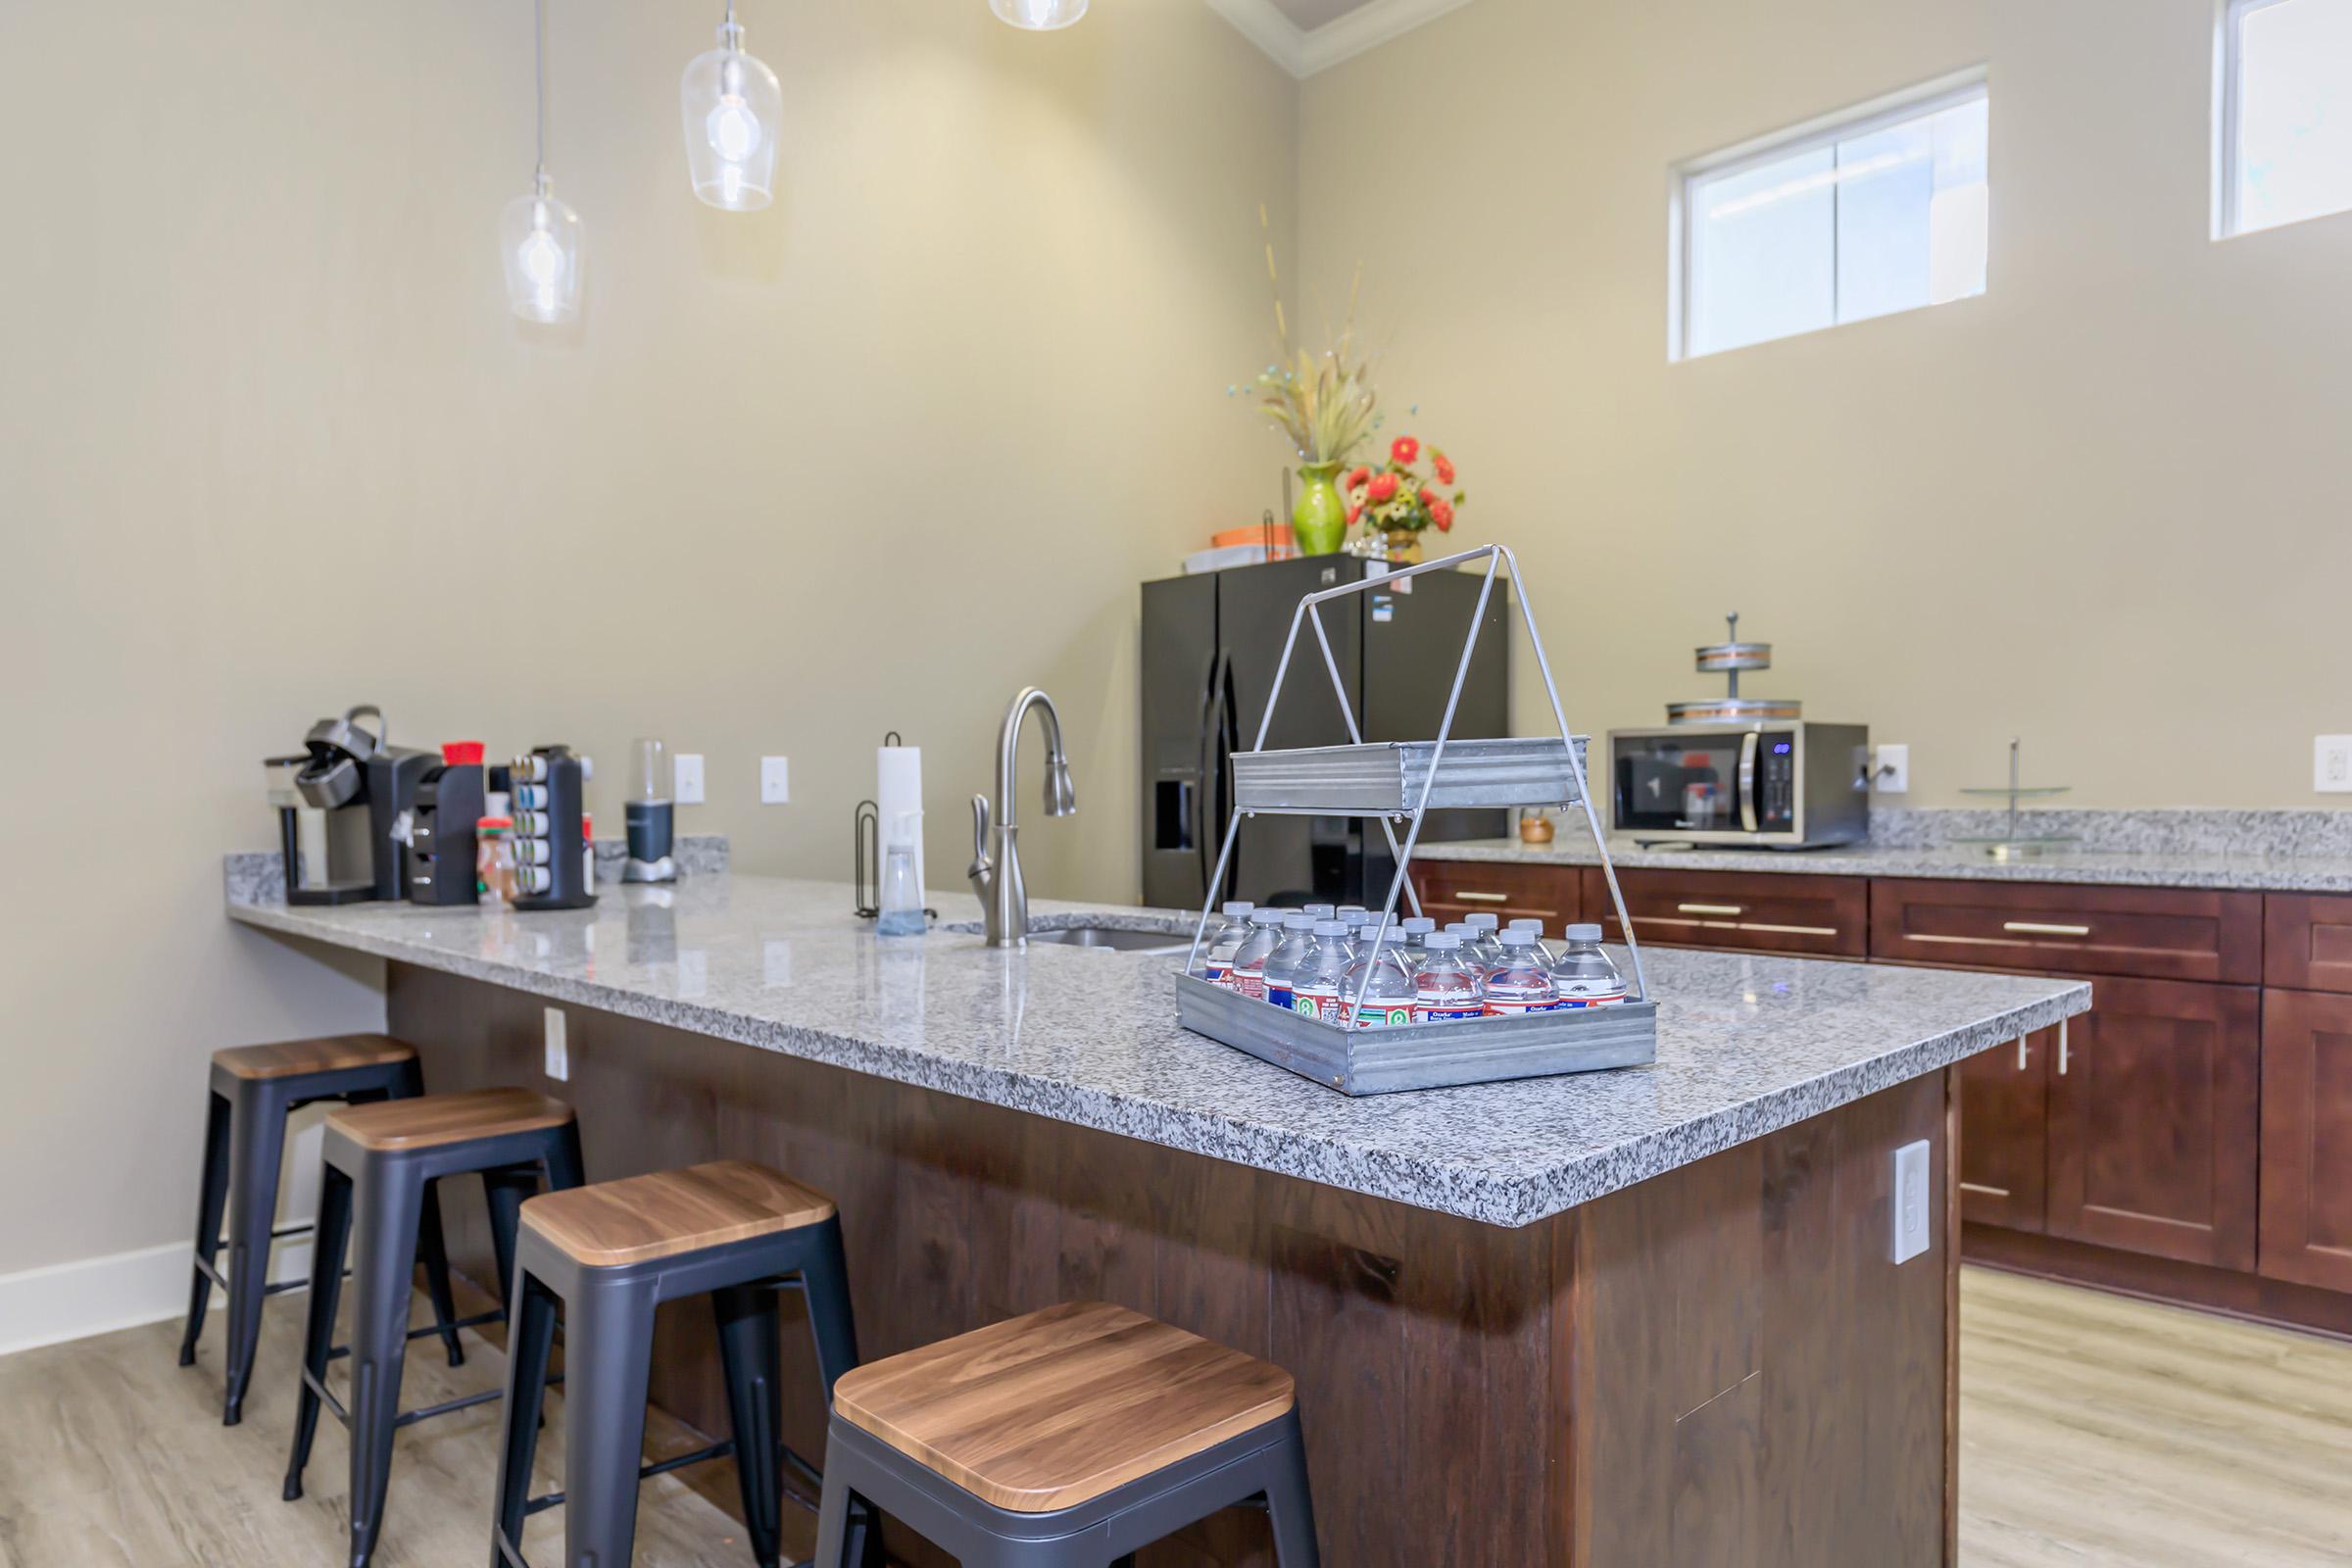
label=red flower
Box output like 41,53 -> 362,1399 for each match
1347,504 -> 1364,526
1430,500 -> 1455,532
1344,466 -> 1371,492
1433,453 -> 1455,484
1417,487 -> 1438,510
1366,472 -> 1399,503
1391,435 -> 1420,465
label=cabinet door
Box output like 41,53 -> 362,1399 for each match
1958,1028 -> 2050,1233
2259,989 -> 2352,1293
2045,977 -> 2259,1270
1408,860 -> 1579,929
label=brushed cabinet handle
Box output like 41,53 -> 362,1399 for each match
2003,920 -> 2091,937
2017,1036 -> 2030,1071
1678,903 -> 1745,916
2057,1016 -> 2070,1075
1454,891 -> 1509,904
1959,1182 -> 2011,1199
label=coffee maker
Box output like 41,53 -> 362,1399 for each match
274,705 -> 433,905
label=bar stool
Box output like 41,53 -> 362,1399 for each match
812,1300 -> 1319,1567
283,1086 -> 585,1568
178,1033 -> 465,1426
488,1159 -> 866,1568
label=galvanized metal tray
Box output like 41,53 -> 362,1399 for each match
1232,736 -> 1590,816
1175,971 -> 1656,1097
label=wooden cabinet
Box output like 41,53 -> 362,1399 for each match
2043,976 -> 2260,1271
1581,866 -> 1868,958
2259,988 -> 2352,1293
1956,1026 -> 2050,1233
2264,894 -> 2352,994
1870,879 -> 2262,985
1407,859 -> 1579,929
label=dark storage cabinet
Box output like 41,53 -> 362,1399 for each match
2259,987 -> 2352,1294
1956,1027 -> 2050,1233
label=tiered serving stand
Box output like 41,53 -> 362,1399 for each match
1177,544 -> 1660,1095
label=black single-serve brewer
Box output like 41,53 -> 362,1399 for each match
510,744 -> 598,911
272,705 -> 434,905
399,742 -> 486,906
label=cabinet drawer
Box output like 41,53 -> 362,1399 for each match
1870,879 -> 2261,984
2264,894 -> 2352,994
1407,860 -> 1579,927
1582,867 -> 1867,958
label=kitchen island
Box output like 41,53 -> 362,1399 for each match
227,868 -> 2085,1567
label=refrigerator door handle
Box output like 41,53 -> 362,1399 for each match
1199,648 -> 1233,904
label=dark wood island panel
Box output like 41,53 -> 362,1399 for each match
391,961 -> 1958,1568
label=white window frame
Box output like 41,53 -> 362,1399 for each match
1667,66 -> 1990,362
2215,0 -> 2292,238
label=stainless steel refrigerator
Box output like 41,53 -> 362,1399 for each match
1141,554 -> 1510,912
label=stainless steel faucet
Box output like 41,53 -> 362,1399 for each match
968,687 -> 1077,948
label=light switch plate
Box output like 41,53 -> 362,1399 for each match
1891,1139 -> 1932,1263
2317,736 -> 2352,793
673,753 -> 706,806
1874,743 -> 1910,794
760,756 -> 791,805
543,1006 -> 568,1082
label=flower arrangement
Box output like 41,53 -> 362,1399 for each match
1344,434 -> 1464,556
1248,332 -> 1378,467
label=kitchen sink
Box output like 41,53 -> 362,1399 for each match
1024,923 -> 1195,955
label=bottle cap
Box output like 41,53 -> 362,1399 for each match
1221,902 -> 1254,918
1507,917 -> 1545,933
1285,913 -> 1316,929
441,741 -> 486,765
1400,916 -> 1437,934
1304,905 -> 1336,918
1313,920 -> 1348,937
1251,908 -> 1285,925
1564,922 -> 1603,941
1336,906 -> 1367,918
1426,932 -> 1461,949
477,815 -> 513,832
1465,912 -> 1500,930
1500,929 -> 1535,946
1446,921 -> 1475,933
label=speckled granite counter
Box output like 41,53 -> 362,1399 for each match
225,869 -> 2084,1228
1417,831 -> 2352,892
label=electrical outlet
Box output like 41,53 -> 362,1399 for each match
673,753 -> 706,806
1891,1139 -> 1932,1264
2318,736 -> 2352,794
760,756 -> 791,805
1874,743 -> 1910,794
543,1006 -> 568,1081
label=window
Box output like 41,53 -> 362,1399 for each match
2219,0 -> 2352,237
1672,74 -> 1989,360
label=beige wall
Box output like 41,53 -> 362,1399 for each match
1298,0 -> 2352,807
0,0 -> 1296,1273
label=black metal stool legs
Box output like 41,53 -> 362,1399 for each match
714,1284 -> 788,1568
178,1089 -> 233,1370
344,1155 -> 431,1568
489,1273 -> 562,1568
219,1075 -> 290,1425
562,1276 -> 662,1566
285,1163 -> 355,1501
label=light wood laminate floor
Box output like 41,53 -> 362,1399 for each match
1,1267 -> 2347,1565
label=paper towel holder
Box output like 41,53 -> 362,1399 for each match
856,732 -> 935,922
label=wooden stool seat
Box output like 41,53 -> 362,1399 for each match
521,1159 -> 839,1267
326,1086 -> 574,1152
831,1299 -> 1297,1514
213,1033 -> 416,1081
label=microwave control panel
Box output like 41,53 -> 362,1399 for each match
1757,737 -> 1797,830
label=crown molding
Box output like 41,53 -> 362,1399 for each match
1204,0 -> 1478,79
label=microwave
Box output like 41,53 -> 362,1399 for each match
1605,722 -> 1870,849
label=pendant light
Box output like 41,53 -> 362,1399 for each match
681,2 -> 783,212
500,0 -> 583,323
991,0 -> 1089,29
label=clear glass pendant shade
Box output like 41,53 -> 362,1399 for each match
991,0 -> 1089,29
500,177 -> 584,324
681,23 -> 783,212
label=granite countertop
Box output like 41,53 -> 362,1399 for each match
225,869 -> 2085,1228
1416,831 -> 2352,893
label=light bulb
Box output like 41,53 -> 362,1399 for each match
991,0 -> 1088,29
500,181 -> 583,323
681,21 -> 782,212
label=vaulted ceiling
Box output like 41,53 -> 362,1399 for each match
1202,0 -> 1480,78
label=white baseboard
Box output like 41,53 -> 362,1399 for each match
0,1229 -> 314,1358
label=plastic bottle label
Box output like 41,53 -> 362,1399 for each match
1353,1002 -> 1413,1029
1413,1003 -> 1485,1023
1232,967 -> 1265,1001
1203,959 -> 1232,986
1265,980 -> 1296,1010
1293,985 -> 1342,1023
1485,997 -> 1554,1017
1551,990 -> 1630,1008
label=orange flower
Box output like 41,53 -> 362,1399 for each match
1366,472 -> 1399,503
1417,487 -> 1438,510
1348,503 -> 1364,526
1433,452 -> 1455,484
1430,500 -> 1455,531
1391,435 -> 1420,465
1344,466 -> 1371,492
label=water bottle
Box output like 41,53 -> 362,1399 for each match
1303,904 -> 1338,921
1200,901 -> 1255,985
1345,941 -> 1418,1029
1411,933 -> 1486,1024
1506,917 -> 1555,964
876,810 -> 927,937
1446,921 -> 1497,977
1261,914 -> 1320,1011
1290,920 -> 1355,1024
1483,929 -> 1560,1015
1462,911 -> 1507,968
1227,908 -> 1287,999
1395,915 -> 1438,966
1548,922 -> 1631,1007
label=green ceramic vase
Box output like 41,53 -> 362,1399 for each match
1291,462 -> 1348,557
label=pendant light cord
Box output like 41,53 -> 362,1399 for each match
532,0 -> 548,184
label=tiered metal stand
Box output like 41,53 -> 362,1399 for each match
1178,544 -> 1659,1095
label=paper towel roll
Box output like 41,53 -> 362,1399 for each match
877,744 -> 924,899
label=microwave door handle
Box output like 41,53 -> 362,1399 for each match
1738,731 -> 1760,833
